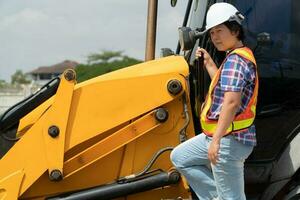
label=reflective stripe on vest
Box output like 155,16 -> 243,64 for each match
200,47 -> 258,136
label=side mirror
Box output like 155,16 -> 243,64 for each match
178,27 -> 204,51
160,48 -> 175,57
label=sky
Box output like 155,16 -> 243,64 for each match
0,0 -> 187,82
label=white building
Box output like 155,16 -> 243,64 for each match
0,60 -> 79,115
0,87 -> 25,115
28,60 -> 79,86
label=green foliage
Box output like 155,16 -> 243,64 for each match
76,51 -> 142,82
0,79 -> 7,88
11,70 -> 30,85
87,50 -> 123,64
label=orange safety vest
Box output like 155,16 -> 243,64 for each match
200,47 -> 258,136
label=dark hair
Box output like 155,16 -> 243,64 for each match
223,21 -> 245,41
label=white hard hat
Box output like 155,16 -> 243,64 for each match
203,2 -> 244,32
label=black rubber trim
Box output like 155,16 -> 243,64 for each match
0,77 -> 60,133
47,171 -> 180,200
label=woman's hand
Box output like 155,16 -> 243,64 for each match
195,47 -> 213,66
195,47 -> 218,79
208,138 -> 220,165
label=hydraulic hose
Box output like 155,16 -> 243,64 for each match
117,147 -> 174,182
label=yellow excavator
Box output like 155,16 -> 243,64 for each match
1,0 -> 300,199
0,2 -> 194,199
0,55 -> 193,199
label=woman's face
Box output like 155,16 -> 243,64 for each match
209,24 -> 239,51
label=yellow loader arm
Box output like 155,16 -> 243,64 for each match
0,56 -> 194,200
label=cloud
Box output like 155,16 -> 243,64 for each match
0,8 -> 49,29
0,0 -> 186,81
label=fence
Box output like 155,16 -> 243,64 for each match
0,87 -> 31,115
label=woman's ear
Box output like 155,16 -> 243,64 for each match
232,30 -> 239,37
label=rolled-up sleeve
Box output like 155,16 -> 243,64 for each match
220,54 -> 246,92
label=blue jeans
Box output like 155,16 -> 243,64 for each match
170,133 -> 253,200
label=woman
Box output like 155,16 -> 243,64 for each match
171,2 -> 258,200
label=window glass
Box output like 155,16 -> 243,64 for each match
230,0 -> 300,161
188,0 -> 208,29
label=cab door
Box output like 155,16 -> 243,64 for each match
232,0 -> 300,162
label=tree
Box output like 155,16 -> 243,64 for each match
87,50 -> 123,64
0,79 -> 7,88
76,51 -> 142,82
11,70 -> 30,85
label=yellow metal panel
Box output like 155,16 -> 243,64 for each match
0,170 -> 24,200
17,98 -> 53,137
64,121 -> 130,161
21,149 -> 125,198
0,120 -> 48,197
21,98 -> 194,199
42,71 -> 75,174
0,56 -> 191,199
0,71 -> 75,197
76,56 -> 188,84
63,111 -> 160,177
130,98 -> 195,174
65,56 -> 188,150
118,141 -> 137,177
65,73 -> 187,150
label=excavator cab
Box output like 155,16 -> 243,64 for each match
1,0 -> 300,199
178,0 -> 300,199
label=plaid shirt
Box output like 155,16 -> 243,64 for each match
207,53 -> 257,146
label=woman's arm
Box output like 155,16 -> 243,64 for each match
208,91 -> 241,164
